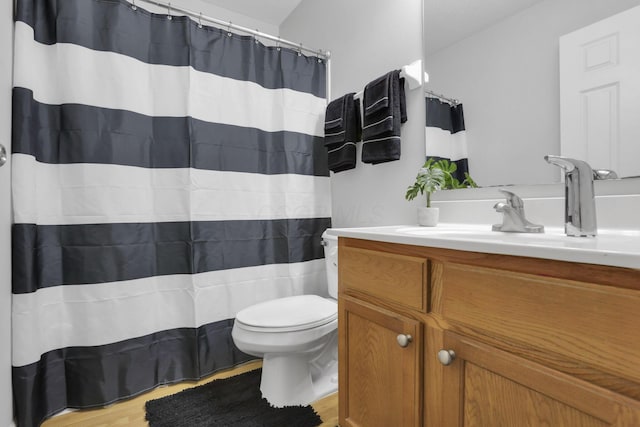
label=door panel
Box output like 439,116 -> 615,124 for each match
339,296 -> 422,427
440,331 -> 640,426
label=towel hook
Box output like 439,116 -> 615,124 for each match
227,22 -> 233,37
198,12 -> 203,28
131,0 -> 137,11
166,2 -> 172,20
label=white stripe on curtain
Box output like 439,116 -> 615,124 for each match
14,22 -> 326,137
424,127 -> 469,161
13,259 -> 326,366
12,154 -> 331,225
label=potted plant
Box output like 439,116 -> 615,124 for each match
406,158 -> 478,226
405,158 -> 445,226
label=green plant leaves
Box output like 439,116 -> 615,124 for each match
405,158 -> 445,207
434,159 -> 478,189
405,158 -> 478,207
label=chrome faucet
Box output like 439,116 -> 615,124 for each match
492,189 -> 544,233
544,155 -> 597,237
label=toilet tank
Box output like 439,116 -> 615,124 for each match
321,231 -> 338,299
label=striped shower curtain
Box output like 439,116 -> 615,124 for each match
11,1 -> 330,425
425,97 -> 470,181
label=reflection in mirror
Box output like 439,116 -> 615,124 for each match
424,0 -> 640,187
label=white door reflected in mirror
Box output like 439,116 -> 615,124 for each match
560,5 -> 640,179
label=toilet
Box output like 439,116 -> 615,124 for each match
231,231 -> 339,407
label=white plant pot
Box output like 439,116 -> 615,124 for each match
417,207 -> 439,227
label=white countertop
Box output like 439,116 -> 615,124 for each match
326,223 -> 640,269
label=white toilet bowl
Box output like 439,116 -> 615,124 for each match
231,231 -> 339,407
232,295 -> 338,407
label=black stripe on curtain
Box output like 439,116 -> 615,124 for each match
12,218 -> 331,294
13,319 -> 254,427
425,98 -> 465,133
15,0 -> 326,98
425,97 -> 470,182
12,88 -> 329,176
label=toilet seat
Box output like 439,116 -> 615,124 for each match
235,295 -> 337,333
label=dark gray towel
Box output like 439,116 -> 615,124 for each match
361,70 -> 407,164
324,96 -> 347,145
324,93 -> 361,172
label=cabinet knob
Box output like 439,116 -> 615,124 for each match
437,349 -> 456,366
396,334 -> 413,348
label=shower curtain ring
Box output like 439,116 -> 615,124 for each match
131,0 -> 137,11
166,2 -> 172,20
297,43 -> 303,56
227,22 -> 232,37
198,12 -> 203,28
317,49 -> 323,63
254,30 -> 260,44
276,37 -> 281,51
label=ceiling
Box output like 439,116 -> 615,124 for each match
201,0 -> 303,27
199,0 -> 545,55
424,0 -> 545,56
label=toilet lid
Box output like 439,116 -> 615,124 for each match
235,295 -> 337,332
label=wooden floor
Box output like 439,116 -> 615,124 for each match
41,360 -> 338,427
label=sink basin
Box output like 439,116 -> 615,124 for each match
327,224 -> 640,269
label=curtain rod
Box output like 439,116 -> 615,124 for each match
425,89 -> 459,106
132,0 -> 330,59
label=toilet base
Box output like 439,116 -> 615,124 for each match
259,330 -> 338,407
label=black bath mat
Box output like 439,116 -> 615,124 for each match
145,368 -> 323,427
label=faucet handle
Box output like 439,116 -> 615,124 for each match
593,169 -> 618,180
498,188 -> 524,210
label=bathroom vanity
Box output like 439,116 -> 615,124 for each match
330,226 -> 640,427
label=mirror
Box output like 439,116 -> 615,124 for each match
423,0 -> 640,187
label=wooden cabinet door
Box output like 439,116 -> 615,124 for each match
438,331 -> 640,427
339,295 -> 422,427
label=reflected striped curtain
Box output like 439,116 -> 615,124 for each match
425,97 -> 469,181
11,1 -> 329,425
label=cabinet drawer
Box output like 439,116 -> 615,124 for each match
339,245 -> 427,312
434,262 -> 640,387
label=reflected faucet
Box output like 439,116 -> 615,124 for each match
544,155 -> 597,237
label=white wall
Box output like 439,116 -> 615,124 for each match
426,0 -> 640,187
0,0 -> 12,423
281,0 -> 425,228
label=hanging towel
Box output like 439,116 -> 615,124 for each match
324,93 -> 361,172
361,70 -> 407,164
